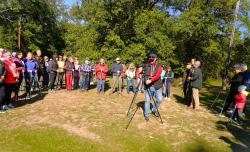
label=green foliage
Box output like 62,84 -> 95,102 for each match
0,0 -> 249,78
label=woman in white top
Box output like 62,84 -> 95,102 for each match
126,63 -> 136,94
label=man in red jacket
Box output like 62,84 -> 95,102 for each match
96,59 -> 108,93
144,53 -> 163,121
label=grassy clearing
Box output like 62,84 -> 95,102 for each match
0,80 -> 249,152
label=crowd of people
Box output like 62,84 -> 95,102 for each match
0,47 -> 249,124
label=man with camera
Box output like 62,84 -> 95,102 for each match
144,53 -> 163,121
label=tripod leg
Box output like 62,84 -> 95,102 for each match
125,106 -> 139,129
126,91 -> 138,116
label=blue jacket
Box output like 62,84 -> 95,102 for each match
81,64 -> 92,74
244,70 -> 250,90
111,63 -> 123,74
24,59 -> 39,77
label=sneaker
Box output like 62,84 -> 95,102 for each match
2,105 -> 9,111
48,89 -> 52,93
7,103 -> 14,109
145,117 -> 149,122
167,98 -> 171,102
164,97 -> 168,100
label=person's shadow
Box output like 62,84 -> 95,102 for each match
217,120 -> 250,152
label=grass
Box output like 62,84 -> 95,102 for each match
0,79 -> 249,152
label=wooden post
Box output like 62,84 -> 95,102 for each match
18,16 -> 21,50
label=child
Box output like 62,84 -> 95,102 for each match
164,66 -> 174,101
231,85 -> 249,125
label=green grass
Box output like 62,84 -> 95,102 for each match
0,126 -> 109,152
0,79 -> 249,152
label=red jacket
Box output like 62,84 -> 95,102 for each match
96,64 -> 108,80
3,60 -> 19,84
234,91 -> 248,109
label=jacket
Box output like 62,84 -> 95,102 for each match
96,63 -> 108,80
3,60 -> 19,84
65,61 -> 74,75
111,63 -> 123,75
0,61 -> 6,84
191,68 -> 202,89
25,59 -> 39,77
230,72 -> 244,93
164,71 -> 174,83
235,91 -> 249,109
144,62 -> 163,90
81,64 -> 92,74
126,69 -> 136,80
48,60 -> 58,74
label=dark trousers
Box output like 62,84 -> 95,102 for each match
4,83 -> 16,105
184,81 -> 192,106
58,72 -> 64,88
0,84 -> 5,106
49,72 -> 57,90
73,76 -> 80,89
15,74 -> 23,96
43,72 -> 49,87
222,91 -> 237,113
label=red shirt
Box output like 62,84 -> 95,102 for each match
150,61 -> 162,83
96,64 -> 108,80
3,60 -> 19,84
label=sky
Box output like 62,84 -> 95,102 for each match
65,0 -> 77,6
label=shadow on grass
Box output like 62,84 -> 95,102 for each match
217,120 -> 250,152
13,91 -> 47,108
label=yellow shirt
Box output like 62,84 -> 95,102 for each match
57,61 -> 65,72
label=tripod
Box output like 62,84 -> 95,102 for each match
125,74 -> 163,129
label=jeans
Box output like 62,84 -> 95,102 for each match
80,73 -> 90,90
49,72 -> 57,90
127,79 -> 136,93
73,76 -> 80,89
165,81 -> 172,98
34,72 -> 40,89
25,76 -> 37,93
144,86 -> 162,118
97,79 -> 105,93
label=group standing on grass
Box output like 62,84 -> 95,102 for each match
0,47 -> 248,125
